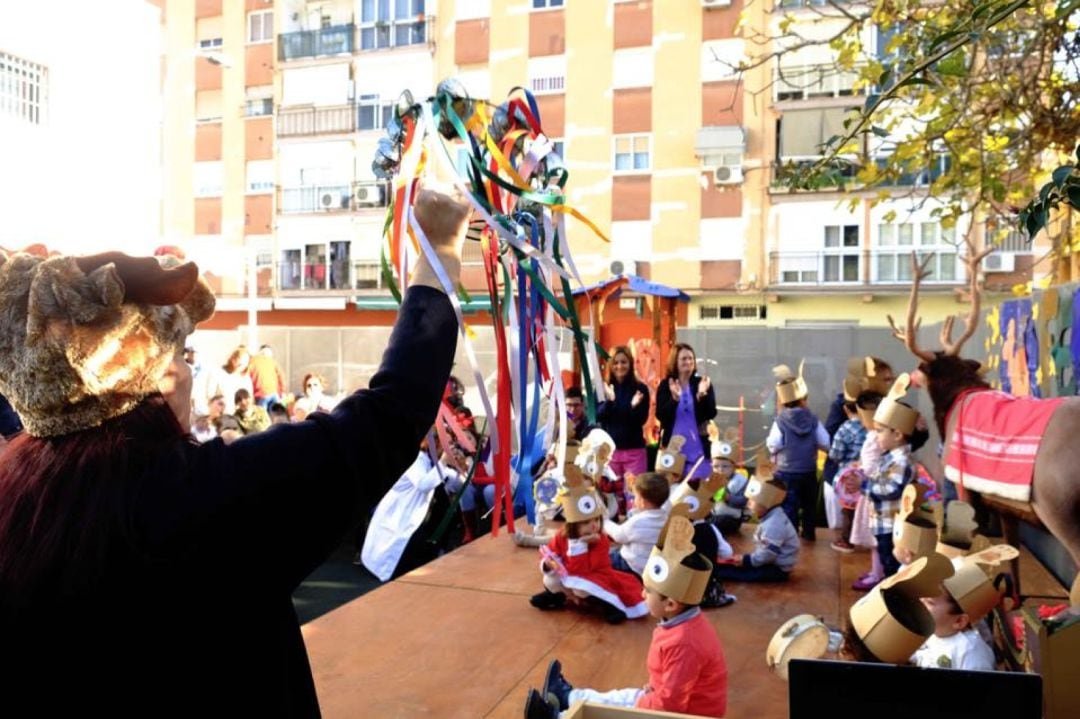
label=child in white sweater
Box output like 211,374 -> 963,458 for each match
603,472 -> 670,576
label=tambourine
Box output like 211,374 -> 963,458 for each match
534,474 -> 561,507
766,614 -> 840,681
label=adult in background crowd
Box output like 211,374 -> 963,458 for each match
247,344 -> 287,409
598,345 -> 651,509
233,388 -> 271,436
292,372 -> 339,421
0,181 -> 468,713
655,343 -> 717,480
218,346 -> 254,415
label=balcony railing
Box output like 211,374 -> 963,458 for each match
277,260 -> 386,293
769,250 -> 966,287
774,64 -> 863,102
771,155 -> 952,192
278,24 -> 355,61
278,104 -> 357,136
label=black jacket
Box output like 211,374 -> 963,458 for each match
1,286 -> 456,716
597,379 -> 650,449
654,373 -> 717,450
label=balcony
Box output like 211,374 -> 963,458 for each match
278,24 -> 355,61
774,64 -> 863,103
277,260 -> 387,294
768,250 -> 965,288
278,104 -> 357,137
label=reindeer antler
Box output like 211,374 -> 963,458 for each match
886,252 -> 937,363
940,239 -> 993,357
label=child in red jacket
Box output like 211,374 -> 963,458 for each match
525,513 -> 728,718
530,466 -> 647,624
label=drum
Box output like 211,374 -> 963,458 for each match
766,614 -> 832,681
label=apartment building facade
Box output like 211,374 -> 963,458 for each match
159,0 -> 1044,341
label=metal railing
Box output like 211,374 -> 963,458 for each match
768,250 -> 966,287
277,104 -> 357,136
774,64 -> 863,102
278,24 -> 356,61
276,260 -> 385,293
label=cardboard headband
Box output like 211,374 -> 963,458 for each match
709,424 -> 739,460
775,359 -> 808,405
872,373 -> 918,435
849,553 -> 955,664
746,451 -> 785,509
893,484 -> 942,559
936,500 -> 979,558
642,506 -> 712,605
942,544 -> 1019,623
669,473 -> 725,521
575,428 -> 615,484
656,435 -> 688,477
556,464 -> 604,523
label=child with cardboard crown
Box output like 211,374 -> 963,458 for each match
603,471 -> 670,576
767,363 -> 830,540
575,428 -> 622,519
669,481 -> 737,607
524,513 -> 728,718
654,435 -> 688,483
709,425 -> 751,535
911,545 -> 1018,671
530,465 -> 648,624
852,374 -> 919,590
716,453 -> 800,582
827,375 -> 872,554
891,483 -> 943,568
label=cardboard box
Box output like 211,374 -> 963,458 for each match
1019,608 -> 1080,719
562,702 -> 706,719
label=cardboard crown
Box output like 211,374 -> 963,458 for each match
670,472 -> 725,521
746,451 -> 786,510
642,506 -> 712,605
709,424 -> 739,460
935,500 -> 980,559
849,553 -> 955,664
775,360 -> 808,405
943,544 -> 1019,623
556,464 -> 604,523
575,428 -> 615,484
656,435 -> 688,477
872,373 -> 919,435
893,483 -> 943,559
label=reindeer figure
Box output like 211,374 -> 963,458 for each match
888,247 -> 1080,606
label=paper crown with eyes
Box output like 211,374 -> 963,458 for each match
893,483 -> 943,559
872,373 -> 919,435
575,428 -> 616,485
942,544 -> 1019,623
849,553 -> 955,664
556,464 -> 605,523
774,360 -> 808,405
669,472 -> 726,521
709,423 -> 739,461
642,505 -> 712,605
655,435 -> 688,477
746,451 -> 786,510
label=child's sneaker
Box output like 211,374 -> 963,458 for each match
524,688 -> 558,719
851,574 -> 881,591
702,579 -> 737,608
530,590 -> 567,610
830,539 -> 855,554
541,659 -> 573,711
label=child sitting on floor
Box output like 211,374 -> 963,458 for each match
709,431 -> 750,535
603,472 -> 670,576
530,466 -> 648,624
524,513 -> 728,718
669,478 -> 737,607
911,545 -> 1016,671
715,454 -> 800,582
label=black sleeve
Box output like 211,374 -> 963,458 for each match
178,286 -> 457,591
654,379 -> 676,439
824,394 -> 847,440
910,426 -> 930,453
630,382 -> 650,427
695,380 -> 717,424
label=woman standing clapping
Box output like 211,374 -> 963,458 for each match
654,343 -> 716,481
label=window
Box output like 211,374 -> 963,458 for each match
248,11 -> 273,43
823,224 -> 860,283
699,304 -> 767,321
530,75 -> 565,94
614,134 -> 650,172
246,160 -> 274,194
533,0 -> 564,8
198,37 -> 223,49
775,65 -> 861,101
357,94 -> 393,130
875,221 -> 960,282
359,0 -> 427,51
0,51 -> 47,125
245,98 -> 273,117
194,162 -> 224,197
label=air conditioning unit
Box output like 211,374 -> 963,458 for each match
702,0 -> 732,7
319,191 -> 340,209
983,252 -> 1016,273
610,259 -> 637,277
354,183 -> 386,208
714,165 -> 743,185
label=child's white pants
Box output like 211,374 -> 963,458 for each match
564,687 -> 644,710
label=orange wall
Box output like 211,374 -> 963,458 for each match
195,122 -> 222,161
245,43 -> 274,87
245,117 -> 274,160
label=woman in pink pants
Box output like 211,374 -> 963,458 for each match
597,346 -> 651,514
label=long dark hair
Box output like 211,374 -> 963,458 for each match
0,395 -> 186,607
606,345 -> 640,386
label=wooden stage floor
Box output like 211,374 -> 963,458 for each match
303,521 -> 1066,718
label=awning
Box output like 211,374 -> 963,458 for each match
572,274 -> 690,301
695,125 -> 746,158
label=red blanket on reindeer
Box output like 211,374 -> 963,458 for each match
945,390 -> 1066,502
